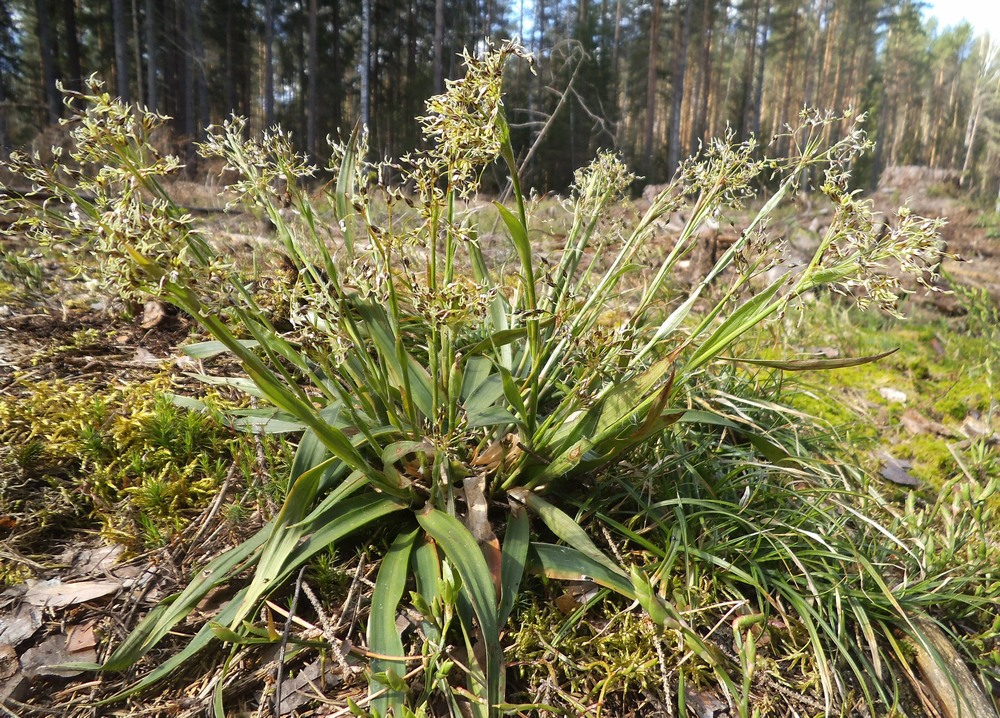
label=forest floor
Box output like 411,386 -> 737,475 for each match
0,170 -> 998,716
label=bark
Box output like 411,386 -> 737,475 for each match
112,0 -> 130,101
0,48 -> 7,150
961,38 -> 998,183
263,0 -> 274,127
803,0 -> 830,106
307,0 -> 318,157
180,0 -> 195,172
360,0 -> 371,128
644,0 -> 662,176
911,614 -> 1000,718
189,0 -> 207,134
739,0 -> 760,140
223,0 -> 234,114
35,0 -> 60,123
330,0 -> 342,132
295,2 -> 306,141
131,0 -> 143,104
751,0 -> 770,138
62,0 -> 83,92
777,0 -> 798,156
611,0 -> 624,133
667,0 -> 693,174
145,0 -> 158,110
692,0 -> 715,150
711,0 -> 731,139
433,0 -> 444,94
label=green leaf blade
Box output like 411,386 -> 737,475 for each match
416,507 -> 502,716
368,529 -> 418,717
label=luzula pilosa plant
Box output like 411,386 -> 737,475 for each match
0,40 -> 945,716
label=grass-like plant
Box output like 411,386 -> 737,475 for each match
0,41 -> 958,717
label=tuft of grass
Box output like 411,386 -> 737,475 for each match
1,42 -> 991,718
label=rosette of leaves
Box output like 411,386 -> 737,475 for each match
0,42 -> 946,718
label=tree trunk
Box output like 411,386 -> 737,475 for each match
433,0 -> 444,94
0,45 -> 7,151
189,0 -> 207,133
295,2 -> 306,141
961,38 -> 998,184
644,0 -> 662,177
145,0 -> 158,110
710,0 -> 730,140
802,0 -> 829,106
361,0 -> 371,128
691,0 -> 712,149
330,0 -> 342,133
611,0 -> 624,139
667,0 -> 692,175
35,0 -> 60,123
751,0 -> 770,138
777,0 -> 798,155
131,0 -> 143,105
180,0 -> 195,172
112,0 -> 130,101
223,0 -> 234,114
263,0 -> 275,127
739,0 -> 760,140
62,0 -> 83,92
307,0 -> 318,157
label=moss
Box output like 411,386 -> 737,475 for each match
507,593 -> 666,713
900,433 -> 958,484
933,373 -> 993,421
0,373 -> 242,559
740,300 -> 1000,502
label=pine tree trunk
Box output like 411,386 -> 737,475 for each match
644,0 -> 662,177
62,0 -> 83,92
112,0 -> 130,101
0,51 -> 7,151
131,0 -> 143,104
751,1 -> 770,138
307,0 -> 318,158
361,0 -> 371,128
667,0 -> 692,175
144,0 -> 158,110
777,0 -> 798,156
693,0 -> 715,150
330,0 -> 342,132
433,0 -> 444,94
35,0 -> 60,123
739,0 -> 760,140
263,0 -> 274,127
611,0 -> 624,142
180,0 -> 195,172
189,0 -> 207,134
